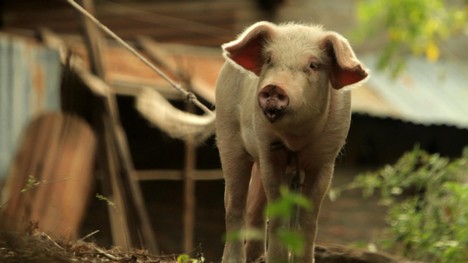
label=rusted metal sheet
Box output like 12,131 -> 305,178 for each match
353,55 -> 468,129
0,34 -> 61,180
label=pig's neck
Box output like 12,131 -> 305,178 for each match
273,95 -> 331,152
275,123 -> 325,152
269,119 -> 326,153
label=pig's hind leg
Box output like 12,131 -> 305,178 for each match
246,162 -> 267,262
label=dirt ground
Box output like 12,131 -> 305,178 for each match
0,230 -> 178,263
0,230 -> 411,263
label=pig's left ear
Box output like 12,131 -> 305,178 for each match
222,21 -> 276,76
322,32 -> 369,89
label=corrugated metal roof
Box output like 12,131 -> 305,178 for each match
352,55 -> 468,129
0,34 -> 61,179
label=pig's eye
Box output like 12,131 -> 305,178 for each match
309,62 -> 320,71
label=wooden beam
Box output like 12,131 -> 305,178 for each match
99,118 -> 133,250
134,169 -> 223,181
111,80 -> 182,100
79,0 -> 106,79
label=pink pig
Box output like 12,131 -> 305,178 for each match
216,21 -> 369,263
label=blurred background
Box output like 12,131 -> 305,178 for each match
0,0 -> 467,262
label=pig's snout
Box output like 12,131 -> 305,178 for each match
257,84 -> 289,123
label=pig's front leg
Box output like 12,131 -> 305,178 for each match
299,164 -> 334,263
219,142 -> 253,263
258,147 -> 289,263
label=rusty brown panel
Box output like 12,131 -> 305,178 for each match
32,56 -> 46,111
0,112 -> 97,240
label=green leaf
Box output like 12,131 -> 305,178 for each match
177,254 -> 190,263
277,229 -> 305,256
265,186 -> 312,221
354,0 -> 467,76
224,228 -> 264,242
345,145 -> 468,262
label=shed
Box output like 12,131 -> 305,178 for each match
2,0 -> 468,261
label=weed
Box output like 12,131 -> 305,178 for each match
226,185 -> 312,258
335,146 -> 468,262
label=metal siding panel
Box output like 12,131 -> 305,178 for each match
11,39 -> 29,157
0,36 -> 12,180
38,47 -> 61,111
0,35 -> 61,180
441,62 -> 468,123
360,55 -> 468,129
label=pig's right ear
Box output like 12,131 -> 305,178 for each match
222,21 -> 276,76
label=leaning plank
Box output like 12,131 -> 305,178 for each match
0,112 -> 96,240
60,50 -> 159,253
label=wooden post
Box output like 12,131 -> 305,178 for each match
137,36 -> 197,252
79,0 -> 106,80
183,99 -> 196,253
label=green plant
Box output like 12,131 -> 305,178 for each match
354,0 -> 467,77
95,193 -> 117,210
225,185 -> 312,258
177,253 -> 205,263
21,175 -> 41,193
265,186 -> 312,256
1,175 -> 69,210
339,146 -> 468,262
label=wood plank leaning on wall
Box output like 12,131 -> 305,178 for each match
0,112 -> 96,240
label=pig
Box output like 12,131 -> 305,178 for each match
216,21 -> 369,263
136,20 -> 369,263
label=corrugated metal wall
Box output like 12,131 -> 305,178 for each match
354,55 -> 468,129
0,34 -> 61,180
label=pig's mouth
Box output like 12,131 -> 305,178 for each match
262,106 -> 287,123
